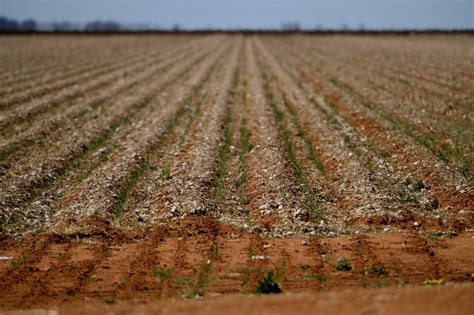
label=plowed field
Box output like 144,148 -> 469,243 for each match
0,34 -> 473,313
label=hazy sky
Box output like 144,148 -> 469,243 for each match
1,0 -> 472,29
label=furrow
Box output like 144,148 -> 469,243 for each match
262,37 -> 473,226
0,37 -> 216,133
229,38 -> 297,236
47,38 -> 232,230
0,37 -> 216,164
156,37 -> 242,220
0,39 -> 222,233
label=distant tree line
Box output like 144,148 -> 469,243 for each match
0,16 -> 37,31
84,21 -> 121,31
0,16 -> 122,31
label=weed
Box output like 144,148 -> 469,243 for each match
113,103 -> 189,218
331,78 -> 471,179
239,267 -> 264,287
247,244 -> 256,259
397,190 -> 418,204
305,195 -> 322,221
101,247 -> 110,257
303,274 -> 328,282
10,255 -> 28,268
298,264 -> 311,270
424,198 -> 439,211
425,230 -> 457,240
379,148 -> 391,158
151,267 -> 172,281
413,179 -> 425,192
114,159 -> 150,217
256,271 -> 282,294
422,279 -> 445,286
122,276 -> 129,284
175,277 -> 195,286
38,278 -> 51,285
197,263 -> 213,288
367,265 -> 389,276
336,258 -> 352,271
282,97 -> 325,173
214,113 -> 233,197
82,273 -> 99,284
235,125 -> 252,191
185,289 -> 204,299
160,165 -> 172,181
460,162 -> 471,179
175,262 -> 213,299
212,244 -> 221,260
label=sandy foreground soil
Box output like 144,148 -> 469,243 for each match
2,285 -> 474,315
0,34 -> 473,313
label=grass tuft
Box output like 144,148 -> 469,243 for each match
336,258 -> 352,271
256,271 -> 282,294
151,267 -> 172,281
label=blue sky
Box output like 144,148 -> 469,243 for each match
1,0 -> 472,29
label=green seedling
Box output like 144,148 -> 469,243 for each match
422,279 -> 445,286
10,255 -> 28,268
367,265 -> 389,276
151,267 -> 172,281
256,271 -> 282,294
336,258 -> 352,271
425,230 -> 457,240
303,274 -> 328,282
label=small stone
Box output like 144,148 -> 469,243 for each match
413,221 -> 420,228
251,255 -> 271,261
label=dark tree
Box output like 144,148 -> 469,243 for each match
0,16 -> 20,31
84,20 -> 121,31
52,21 -> 74,31
281,22 -> 301,31
21,19 -> 37,31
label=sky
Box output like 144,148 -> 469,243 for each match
0,0 -> 473,30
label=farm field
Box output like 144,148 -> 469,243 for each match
0,34 -> 473,312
